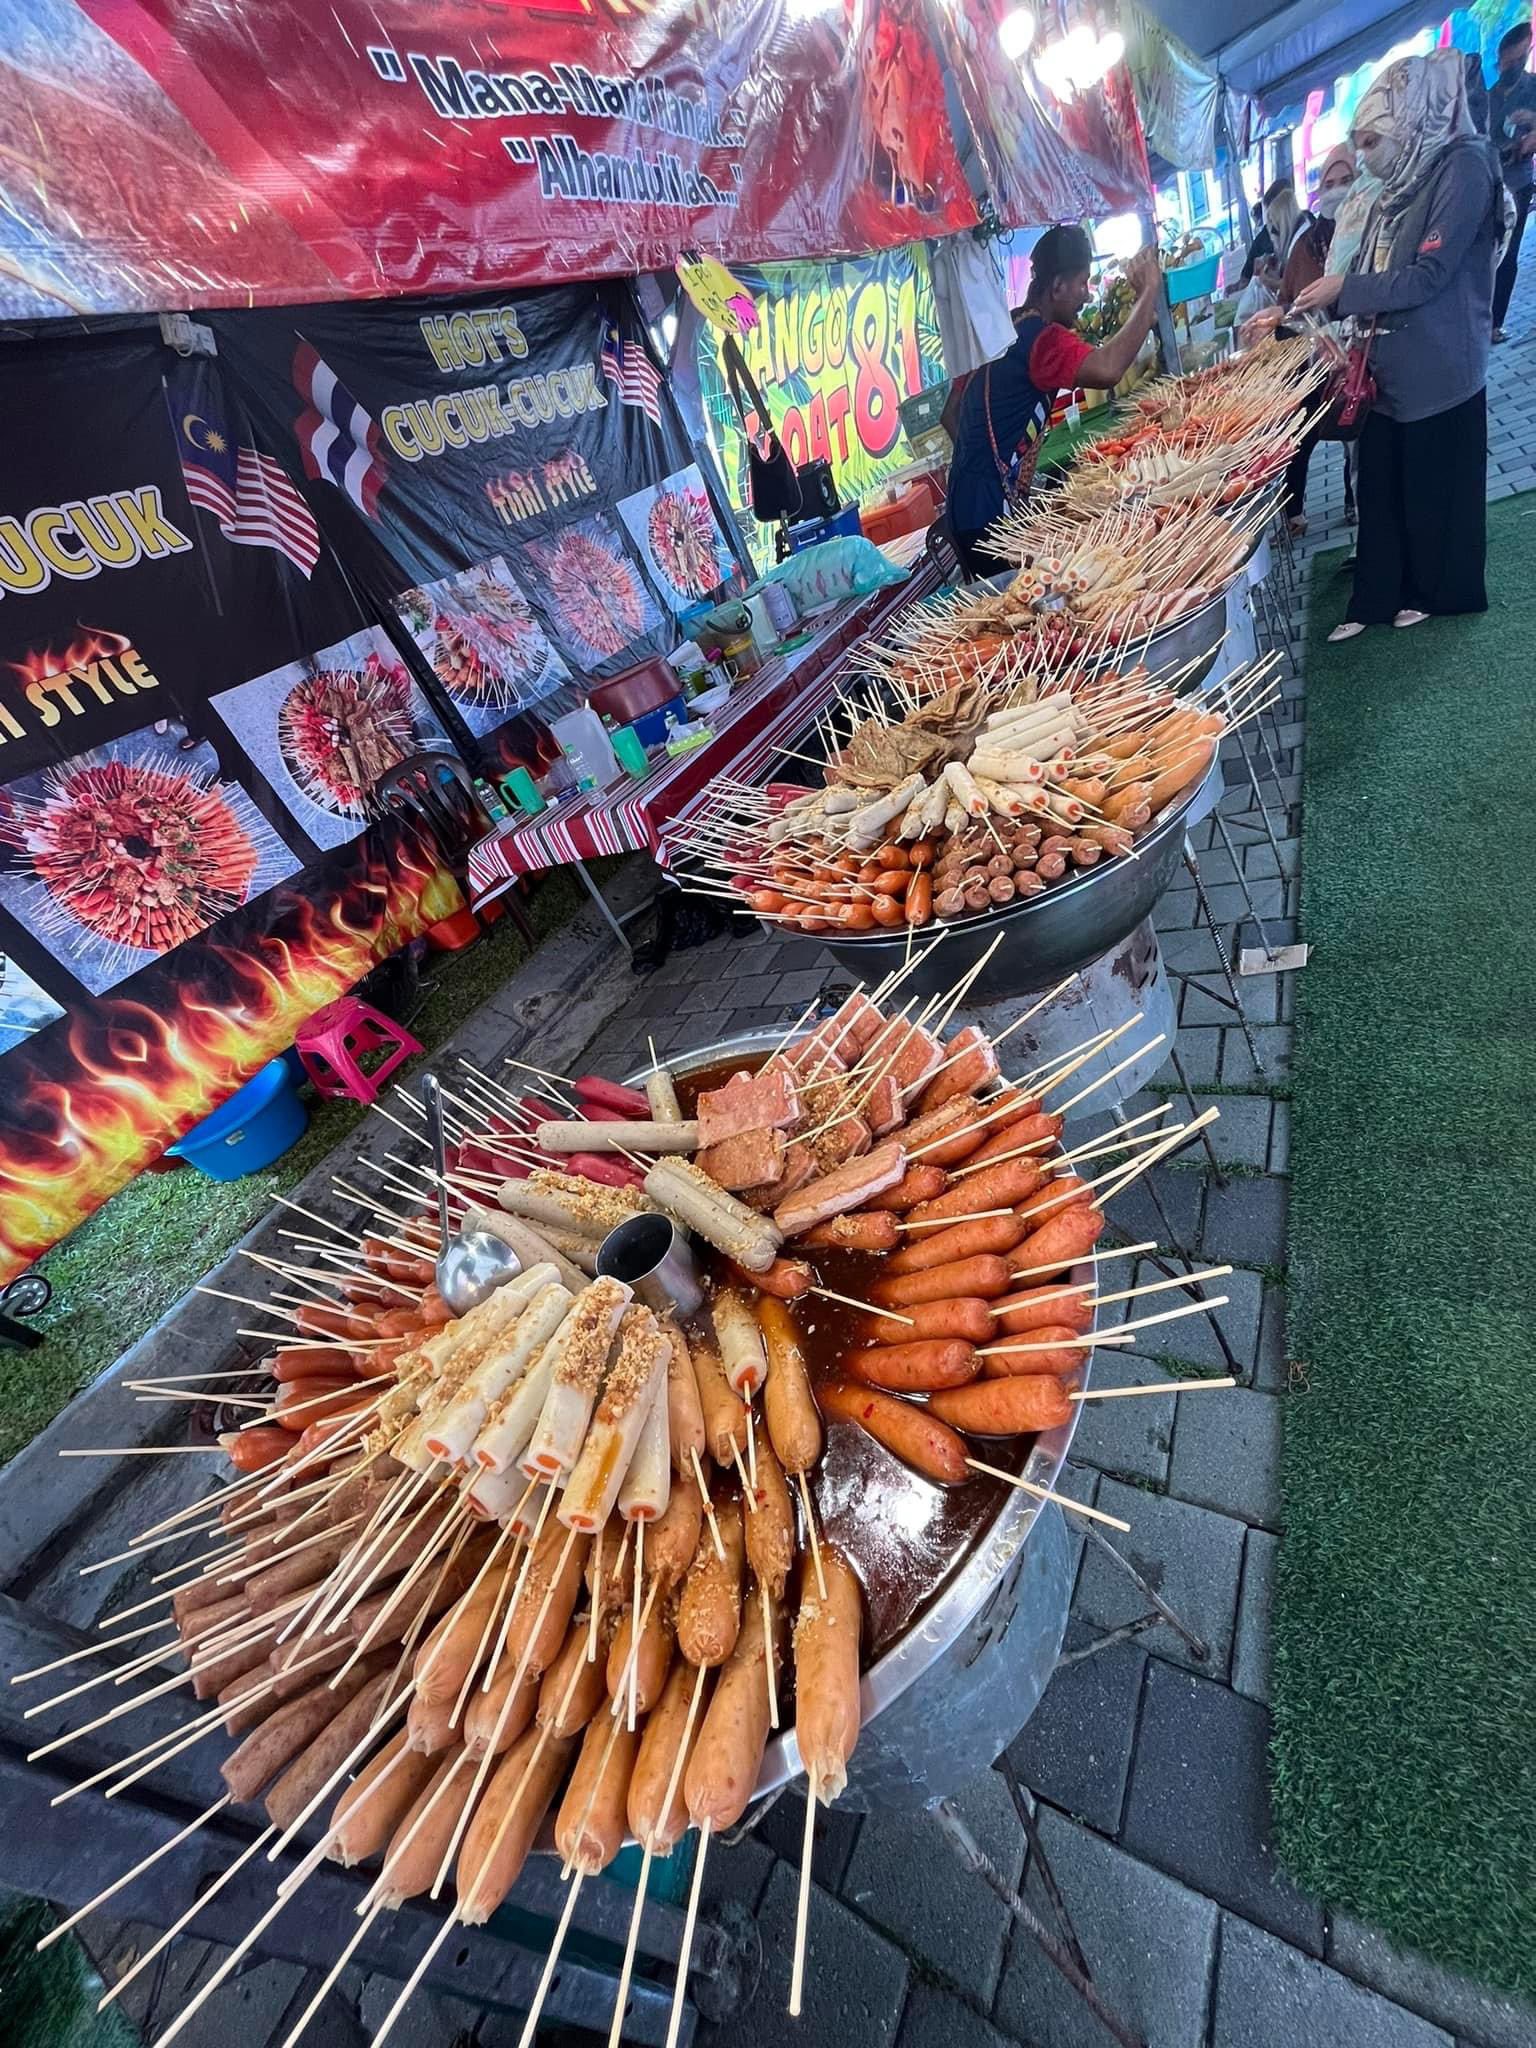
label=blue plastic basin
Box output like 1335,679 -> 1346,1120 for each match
630,693 -> 687,748
168,1057 -> 308,1181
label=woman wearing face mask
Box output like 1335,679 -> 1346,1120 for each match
1293,50 -> 1500,639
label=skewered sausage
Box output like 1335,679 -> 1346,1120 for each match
556,1716 -> 639,1874
981,1323 -> 1089,1379
743,1438 -> 795,1599
793,1545 -> 862,1802
758,1295 -> 823,1474
869,1253 -> 1012,1306
677,1498 -> 745,1667
660,1314 -> 707,1476
885,1212 -> 1025,1274
845,1339 -> 979,1392
818,1381 -> 969,1487
266,1671 -> 393,1830
629,1656 -> 708,1853
855,1296 -> 995,1345
328,1730 -> 439,1867
927,1375 -> 1074,1434
690,1332 -> 749,1466
456,1727 -> 576,1924
684,1581 -> 784,1830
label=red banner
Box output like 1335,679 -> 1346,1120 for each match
3,0 -> 981,318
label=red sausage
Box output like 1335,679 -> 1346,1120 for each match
862,1164 -> 949,1213
855,1297 -> 995,1345
1017,1174 -> 1092,1225
870,1253 -> 1012,1307
818,1381 -> 969,1486
908,1155 -> 1046,1226
795,1212 -> 900,1253
991,1284 -> 1093,1337
981,1322 -> 1090,1379
727,1256 -> 812,1300
271,1348 -> 364,1384
294,1302 -> 376,1342
966,1111 -> 1064,1169
928,1375 -> 1074,1435
575,1076 -> 650,1118
1011,1205 -> 1107,1279
567,1152 -> 645,1188
885,1212 -> 1026,1275
845,1339 -> 979,1391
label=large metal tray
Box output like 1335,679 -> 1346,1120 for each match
815,768 -> 1201,1001
638,1030 -> 1094,1812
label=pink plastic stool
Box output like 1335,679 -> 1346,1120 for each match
296,997 -> 421,1105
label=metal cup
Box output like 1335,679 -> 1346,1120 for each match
596,1211 -> 703,1318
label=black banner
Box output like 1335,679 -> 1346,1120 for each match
215,282 -> 744,773
0,325 -> 462,1278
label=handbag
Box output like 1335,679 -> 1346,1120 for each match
722,336 -> 802,523
982,362 -> 1045,508
1317,322 -> 1377,442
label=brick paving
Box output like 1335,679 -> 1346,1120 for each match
566,296 -> 1536,2048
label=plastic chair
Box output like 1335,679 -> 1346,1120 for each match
296,995 -> 422,1104
372,751 -> 535,943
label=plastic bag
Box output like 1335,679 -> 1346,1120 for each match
762,536 -> 905,614
1233,274 -> 1276,328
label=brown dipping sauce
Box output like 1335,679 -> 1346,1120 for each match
677,1052 -> 1022,1660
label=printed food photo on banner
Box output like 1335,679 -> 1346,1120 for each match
394,557 -> 571,737
0,721 -> 300,996
698,242 -> 945,563
0,955 -> 64,1058
523,514 -> 663,666
209,627 -> 453,850
616,463 -> 739,612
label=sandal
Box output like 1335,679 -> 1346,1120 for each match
1328,621 -> 1367,643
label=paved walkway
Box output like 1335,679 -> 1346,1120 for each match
572,291 -> 1536,2048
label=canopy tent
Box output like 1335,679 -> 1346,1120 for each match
1144,0 -> 1457,106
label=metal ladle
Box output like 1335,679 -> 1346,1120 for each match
423,1073 -> 523,1316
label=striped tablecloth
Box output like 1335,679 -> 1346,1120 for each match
466,567 -> 938,898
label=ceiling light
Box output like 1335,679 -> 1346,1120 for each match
998,8 -> 1035,58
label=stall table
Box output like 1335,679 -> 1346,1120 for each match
465,568 -> 938,949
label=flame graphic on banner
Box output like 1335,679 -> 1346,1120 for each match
0,819 -> 461,1281
7,624 -> 133,689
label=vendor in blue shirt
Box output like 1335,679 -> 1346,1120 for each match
945,225 -> 1163,578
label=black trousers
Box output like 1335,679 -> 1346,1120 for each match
1493,184 -> 1531,330
1283,416 -> 1325,520
1348,390 -> 1488,626
954,526 -> 1013,580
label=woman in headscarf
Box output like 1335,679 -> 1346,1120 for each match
1294,49 -> 1500,639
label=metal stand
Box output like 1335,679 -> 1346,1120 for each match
573,856 -> 655,957
1173,843 -> 1266,1078
1075,1518 -> 1210,1663
930,1787 -> 1147,2048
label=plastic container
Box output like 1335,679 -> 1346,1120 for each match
611,724 -> 649,776
167,1058 -> 308,1181
1165,251 -> 1221,305
629,694 -> 686,749
551,706 -> 622,790
501,767 -> 545,815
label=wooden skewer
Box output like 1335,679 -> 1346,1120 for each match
1072,1376 -> 1237,1402
762,1580 -> 779,1729
274,1903 -> 383,2048
36,1790 -> 232,1951
516,1878 -> 583,2048
980,1293 -> 1230,1357
629,1520 -> 644,1730
1011,1238 -> 1156,1282
809,1287 -> 912,1325
97,1822 -> 279,2010
797,1470 -> 827,1602
965,1461 -> 1133,1530
897,1206 -> 1013,1229
609,1844 -> 655,2048
664,1818 -> 712,2048
790,1766 -> 818,2018
58,1446 -> 224,1458
693,1447 -> 727,1563
374,1909 -> 465,2048
12,1616 -> 177,1685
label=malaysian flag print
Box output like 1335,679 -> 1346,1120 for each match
600,319 -> 664,428
292,339 -> 387,518
166,366 -> 321,580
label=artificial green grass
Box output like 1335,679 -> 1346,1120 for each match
8,863 -> 623,1469
0,1898 -> 137,2048
1275,497 -> 1536,1995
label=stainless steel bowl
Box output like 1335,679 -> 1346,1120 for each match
633,1030 -> 1095,1811
815,769 -> 1202,1000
